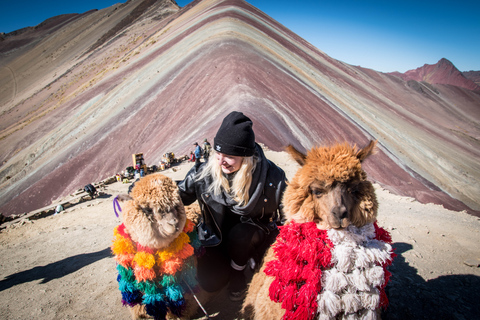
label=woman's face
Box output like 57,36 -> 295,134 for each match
216,152 -> 243,174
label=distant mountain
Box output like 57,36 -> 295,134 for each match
389,58 -> 480,92
1,0 -> 479,217
0,12 -> 95,53
463,71 -> 480,87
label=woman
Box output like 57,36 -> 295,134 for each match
177,111 -> 287,301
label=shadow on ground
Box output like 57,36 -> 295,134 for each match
383,242 -> 480,320
0,247 -> 111,292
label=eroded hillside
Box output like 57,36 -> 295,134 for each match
0,0 -> 479,216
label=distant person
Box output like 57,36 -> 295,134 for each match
177,111 -> 287,301
203,138 -> 211,161
190,151 -> 196,162
193,142 -> 202,166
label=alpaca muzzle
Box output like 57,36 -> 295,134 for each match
329,204 -> 350,229
326,186 -> 351,229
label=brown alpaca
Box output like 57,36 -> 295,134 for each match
243,141 -> 394,319
112,173 -> 203,320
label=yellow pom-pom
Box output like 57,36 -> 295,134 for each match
112,236 -> 136,255
157,232 -> 190,262
171,232 -> 190,252
134,251 -> 156,269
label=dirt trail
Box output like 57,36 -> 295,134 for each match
1,154 -> 479,319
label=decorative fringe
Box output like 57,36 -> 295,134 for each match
265,221 -> 395,320
265,222 -> 334,320
318,223 -> 395,319
111,219 -> 200,319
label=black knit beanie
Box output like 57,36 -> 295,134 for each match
214,111 -> 256,157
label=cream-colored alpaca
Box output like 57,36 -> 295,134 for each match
112,173 -> 203,320
242,141 -> 394,320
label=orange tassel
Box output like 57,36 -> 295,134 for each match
162,257 -> 183,274
115,253 -> 135,268
183,219 -> 195,233
134,265 -> 156,282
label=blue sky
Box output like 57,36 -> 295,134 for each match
1,0 -> 479,73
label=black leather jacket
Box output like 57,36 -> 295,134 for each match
177,144 -> 287,246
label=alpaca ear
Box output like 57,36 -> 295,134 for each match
286,145 -> 307,166
356,140 -> 377,162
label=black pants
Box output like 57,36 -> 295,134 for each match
196,222 -> 277,292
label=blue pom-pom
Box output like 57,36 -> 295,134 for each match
121,290 -> 143,306
145,300 -> 167,320
119,279 -> 138,293
142,293 -> 164,305
167,298 -> 186,317
164,285 -> 183,301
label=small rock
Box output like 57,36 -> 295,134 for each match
463,259 -> 480,267
413,251 -> 423,259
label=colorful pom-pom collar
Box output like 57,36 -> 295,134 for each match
265,221 -> 395,320
111,219 -> 202,320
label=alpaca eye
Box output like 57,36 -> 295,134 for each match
311,188 -> 323,197
143,207 -> 154,215
347,183 -> 360,194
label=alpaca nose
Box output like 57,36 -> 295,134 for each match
331,205 -> 347,220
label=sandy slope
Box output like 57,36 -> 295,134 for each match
1,151 -> 479,319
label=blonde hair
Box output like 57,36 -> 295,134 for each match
197,151 -> 257,206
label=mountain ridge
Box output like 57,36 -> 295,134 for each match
0,0 -> 479,216
389,58 -> 480,92
463,70 -> 480,86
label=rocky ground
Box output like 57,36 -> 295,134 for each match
1,151 -> 479,319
